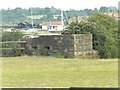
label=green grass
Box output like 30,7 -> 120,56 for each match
0,56 -> 118,88
0,59 -> 2,87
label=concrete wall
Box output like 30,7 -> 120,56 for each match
25,34 -> 94,58
73,34 -> 93,55
25,35 -> 74,58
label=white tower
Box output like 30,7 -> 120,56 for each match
31,9 -> 34,28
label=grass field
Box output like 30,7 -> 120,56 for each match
0,56 -> 118,88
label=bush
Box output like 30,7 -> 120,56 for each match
63,13 -> 118,58
1,31 -> 25,57
1,49 -> 25,57
54,51 -> 65,58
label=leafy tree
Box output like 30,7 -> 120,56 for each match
93,8 -> 99,12
83,9 -> 93,16
88,13 -> 118,58
108,6 -> 118,12
99,7 -> 109,13
62,21 -> 92,34
63,13 -> 118,58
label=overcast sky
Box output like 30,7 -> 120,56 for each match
0,0 -> 119,10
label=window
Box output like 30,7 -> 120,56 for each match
32,46 -> 38,49
45,46 -> 50,50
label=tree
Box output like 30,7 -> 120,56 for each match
108,6 -> 118,12
0,6 -> 118,26
93,8 -> 99,13
62,21 -> 92,34
87,13 -> 118,58
99,7 -> 109,13
83,9 -> 93,16
63,12 -> 118,58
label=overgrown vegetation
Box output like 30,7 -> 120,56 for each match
2,31 -> 24,41
1,31 -> 24,57
63,13 -> 118,58
54,51 -> 65,58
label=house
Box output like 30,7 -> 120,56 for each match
42,21 -> 64,31
53,15 -> 60,19
24,34 -> 97,58
18,22 -> 42,30
18,22 -> 32,29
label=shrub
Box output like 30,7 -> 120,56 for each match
1,31 -> 25,57
54,51 -> 65,58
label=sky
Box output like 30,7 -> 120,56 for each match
0,0 -> 119,10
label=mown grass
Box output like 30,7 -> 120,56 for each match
0,58 -> 2,87
0,56 -> 118,88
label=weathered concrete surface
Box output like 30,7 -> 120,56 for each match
25,34 -> 98,58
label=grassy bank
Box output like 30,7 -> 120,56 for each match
1,56 -> 118,88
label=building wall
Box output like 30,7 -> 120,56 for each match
42,25 -> 63,31
25,34 -> 93,58
73,34 -> 93,56
42,25 -> 47,30
25,35 -> 74,58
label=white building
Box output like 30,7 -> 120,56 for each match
42,21 -> 64,31
53,15 -> 60,19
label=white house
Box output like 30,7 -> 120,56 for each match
42,21 -> 64,31
53,15 -> 60,19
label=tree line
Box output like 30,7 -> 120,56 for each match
0,6 -> 118,26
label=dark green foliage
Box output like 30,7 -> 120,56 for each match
99,7 -> 109,13
63,13 -> 118,58
62,21 -> 92,34
1,31 -> 25,57
99,6 -> 118,13
88,13 -> 118,58
1,49 -> 25,57
2,31 -> 24,41
54,51 -> 64,58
